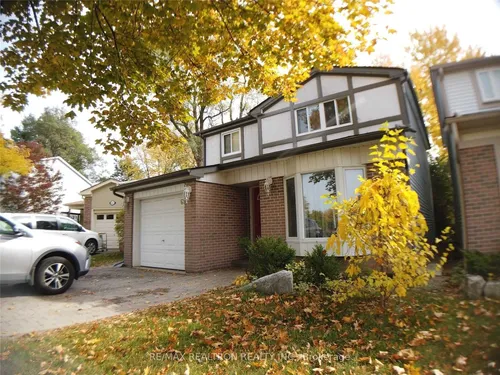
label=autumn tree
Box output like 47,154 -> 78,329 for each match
0,142 -> 63,213
407,26 -> 484,153
11,108 -> 98,175
326,126 -> 453,306
0,133 -> 32,176
110,156 -> 145,182
0,0 -> 392,160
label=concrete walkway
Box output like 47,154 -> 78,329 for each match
0,266 -> 242,337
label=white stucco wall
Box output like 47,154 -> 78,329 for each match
320,76 -> 348,96
261,112 -> 292,144
244,123 -> 259,158
354,83 -> 401,123
205,134 -> 221,165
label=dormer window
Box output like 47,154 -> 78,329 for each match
477,68 -> 500,102
222,129 -> 241,156
295,96 -> 352,135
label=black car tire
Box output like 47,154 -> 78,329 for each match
85,239 -> 98,255
34,256 -> 75,295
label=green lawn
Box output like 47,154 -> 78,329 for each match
1,284 -> 499,375
90,251 -> 124,267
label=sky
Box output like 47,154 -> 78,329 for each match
1,0 -> 499,177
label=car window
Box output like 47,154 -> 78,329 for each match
35,216 -> 58,230
0,218 -> 15,235
59,217 -> 80,232
11,215 -> 33,229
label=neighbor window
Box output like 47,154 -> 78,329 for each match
222,129 -> 240,156
106,214 -> 114,220
477,68 -> 500,102
286,177 -> 297,237
302,171 -> 337,238
297,104 -> 320,134
96,214 -> 104,220
324,96 -> 352,127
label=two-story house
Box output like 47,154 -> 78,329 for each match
114,67 -> 434,272
431,56 -> 500,254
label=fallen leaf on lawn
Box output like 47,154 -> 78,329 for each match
455,355 -> 467,368
143,366 -> 150,375
394,349 -> 418,361
393,365 -> 406,374
433,311 -> 444,318
54,345 -> 64,354
0,351 -> 10,360
431,370 -> 444,375
324,366 -> 335,373
342,316 -> 352,323
303,308 -> 312,314
312,368 -> 323,373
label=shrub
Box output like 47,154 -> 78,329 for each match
243,237 -> 295,278
304,244 -> 340,285
286,260 -> 311,285
449,264 -> 466,287
463,250 -> 500,280
326,125 -> 454,306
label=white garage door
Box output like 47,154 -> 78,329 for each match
140,194 -> 185,270
94,213 -> 119,249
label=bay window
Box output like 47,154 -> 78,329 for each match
302,170 -> 337,238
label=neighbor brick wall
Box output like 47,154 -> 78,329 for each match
459,145 -> 500,253
83,197 -> 92,229
259,177 -> 286,238
185,181 -> 249,272
123,193 -> 134,266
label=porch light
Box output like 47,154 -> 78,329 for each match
181,185 -> 192,205
264,177 -> 273,196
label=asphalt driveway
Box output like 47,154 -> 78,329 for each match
0,266 -> 242,337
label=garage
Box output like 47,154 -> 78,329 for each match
94,213 -> 119,249
139,194 -> 185,270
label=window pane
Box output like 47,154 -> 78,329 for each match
302,171 -> 337,238
337,97 -> 351,124
59,217 -> 79,231
297,108 -> 308,134
96,215 -> 104,220
223,134 -> 232,154
344,169 -> 364,200
231,131 -> 240,152
479,71 -> 494,99
12,215 -> 32,228
106,214 -> 114,220
308,105 -> 321,131
324,100 -> 337,127
0,218 -> 15,235
286,178 -> 297,237
36,216 -> 58,230
492,69 -> 500,96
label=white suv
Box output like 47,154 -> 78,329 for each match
1,213 -> 103,254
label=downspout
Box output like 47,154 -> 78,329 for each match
113,190 -> 125,199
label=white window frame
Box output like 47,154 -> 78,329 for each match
476,68 -> 500,103
221,129 -> 241,157
295,96 -> 353,137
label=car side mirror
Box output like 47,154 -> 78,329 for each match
13,226 -> 25,237
78,226 -> 85,232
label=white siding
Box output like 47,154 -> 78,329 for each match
261,112 -> 292,144
352,76 -> 389,88
264,99 -> 290,113
244,123 -> 259,158
222,156 -> 241,163
443,71 -> 480,116
355,84 -> 401,123
321,76 -> 348,96
263,143 -> 293,154
326,130 -> 355,141
297,136 -> 323,147
205,134 -> 220,165
296,79 -> 318,103
134,184 -> 185,199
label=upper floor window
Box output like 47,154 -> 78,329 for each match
477,68 -> 500,102
222,129 -> 241,156
296,96 -> 352,135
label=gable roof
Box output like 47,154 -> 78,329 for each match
41,156 -> 92,186
80,178 -> 121,196
198,66 -> 407,137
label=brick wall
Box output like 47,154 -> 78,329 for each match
83,197 -> 92,229
259,177 -> 286,238
123,193 -> 134,266
459,145 -> 500,253
185,181 -> 249,272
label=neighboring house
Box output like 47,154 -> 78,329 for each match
72,179 -> 124,250
42,156 -> 92,215
114,67 -> 433,272
431,56 -> 500,254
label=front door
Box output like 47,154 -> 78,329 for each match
251,187 -> 261,240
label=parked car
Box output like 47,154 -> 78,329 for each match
1,213 -> 103,254
0,215 -> 90,294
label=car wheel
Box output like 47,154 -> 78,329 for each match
85,239 -> 98,255
34,256 -> 75,295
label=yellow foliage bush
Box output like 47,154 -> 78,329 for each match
326,125 -> 453,306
